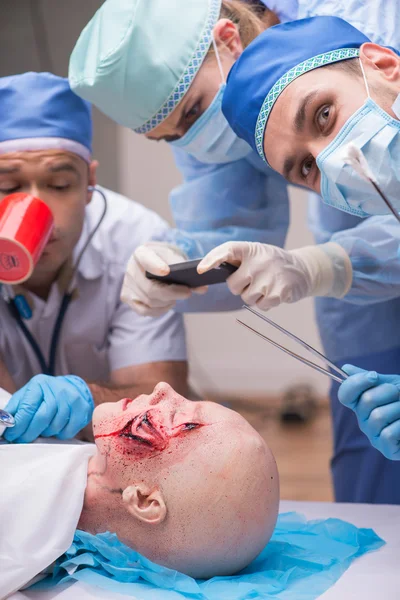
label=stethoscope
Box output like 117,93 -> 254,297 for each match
1,186 -> 108,377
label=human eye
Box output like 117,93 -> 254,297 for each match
0,183 -> 20,194
49,183 -> 71,191
300,155 -> 315,179
48,177 -> 73,191
316,105 -> 331,130
184,102 -> 201,123
182,422 -> 200,431
0,185 -> 19,195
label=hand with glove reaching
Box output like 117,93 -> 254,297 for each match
338,365 -> 400,460
121,241 -> 207,317
3,374 -> 94,443
197,241 -> 352,310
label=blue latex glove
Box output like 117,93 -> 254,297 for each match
3,374 -> 94,443
339,364 -> 400,460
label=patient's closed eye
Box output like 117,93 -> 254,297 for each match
183,422 -> 200,431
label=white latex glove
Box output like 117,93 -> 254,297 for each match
121,241 -> 207,316
197,241 -> 352,311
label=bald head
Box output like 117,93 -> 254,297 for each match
82,383 -> 279,578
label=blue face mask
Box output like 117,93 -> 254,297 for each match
316,61 -> 400,218
171,39 -> 252,164
171,83 -> 252,164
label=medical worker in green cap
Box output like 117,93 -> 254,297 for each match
69,0 -> 400,505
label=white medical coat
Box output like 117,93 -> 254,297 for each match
0,188 -> 187,388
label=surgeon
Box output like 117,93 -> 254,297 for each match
69,0 -> 400,504
203,17 -> 400,464
0,73 -> 187,444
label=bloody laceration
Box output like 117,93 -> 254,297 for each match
94,408 -> 206,457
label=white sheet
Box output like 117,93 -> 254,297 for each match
7,500 -> 399,600
0,442 -> 95,600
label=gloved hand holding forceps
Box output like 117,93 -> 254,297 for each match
3,374 -> 94,443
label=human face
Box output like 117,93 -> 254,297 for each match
92,381 -> 259,480
263,67 -> 369,192
0,150 -> 96,284
264,46 -> 400,193
146,20 -> 243,142
90,382 -> 279,578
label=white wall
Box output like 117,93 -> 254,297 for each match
0,0 -> 119,192
118,128 -> 329,399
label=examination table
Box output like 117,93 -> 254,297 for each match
8,500 -> 399,600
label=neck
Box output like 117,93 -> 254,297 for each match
22,278 -> 54,301
21,263 -> 64,300
78,454 -> 121,533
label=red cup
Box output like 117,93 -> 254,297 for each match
0,193 -> 54,284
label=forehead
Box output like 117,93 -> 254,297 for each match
0,149 -> 86,170
269,69 -> 331,126
264,66 -> 360,166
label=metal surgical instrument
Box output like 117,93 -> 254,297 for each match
237,305 -> 348,384
0,409 -> 15,428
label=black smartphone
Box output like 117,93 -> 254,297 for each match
146,258 -> 237,287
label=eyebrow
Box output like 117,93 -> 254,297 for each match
294,90 -> 319,133
47,162 -> 79,174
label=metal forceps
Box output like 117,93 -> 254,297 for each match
237,306 -> 348,384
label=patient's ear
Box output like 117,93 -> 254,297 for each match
122,484 -> 167,525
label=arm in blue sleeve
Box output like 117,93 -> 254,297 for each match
332,215 -> 400,305
152,147 -> 290,312
155,147 -> 290,257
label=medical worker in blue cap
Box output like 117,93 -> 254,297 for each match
204,15 -> 400,464
69,0 -> 400,503
0,72 -> 187,444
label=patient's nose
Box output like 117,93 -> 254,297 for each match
149,382 -> 185,407
149,382 -> 174,405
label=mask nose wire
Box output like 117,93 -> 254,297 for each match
359,57 -> 371,98
212,35 -> 226,84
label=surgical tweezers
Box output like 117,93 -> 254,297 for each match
0,409 -> 15,428
237,305 -> 348,384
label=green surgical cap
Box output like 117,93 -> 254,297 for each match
69,0 -> 222,133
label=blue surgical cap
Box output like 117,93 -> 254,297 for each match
222,16 -> 370,162
0,72 -> 92,162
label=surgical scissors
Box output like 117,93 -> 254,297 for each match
237,306 -> 348,384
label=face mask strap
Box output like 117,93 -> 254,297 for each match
212,35 -> 225,84
358,57 -> 371,99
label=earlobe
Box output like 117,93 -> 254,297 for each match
122,484 -> 167,525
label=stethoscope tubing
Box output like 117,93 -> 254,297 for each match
3,187 -> 107,377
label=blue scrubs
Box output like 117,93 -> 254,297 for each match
155,0 -> 400,504
310,200 -> 400,504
